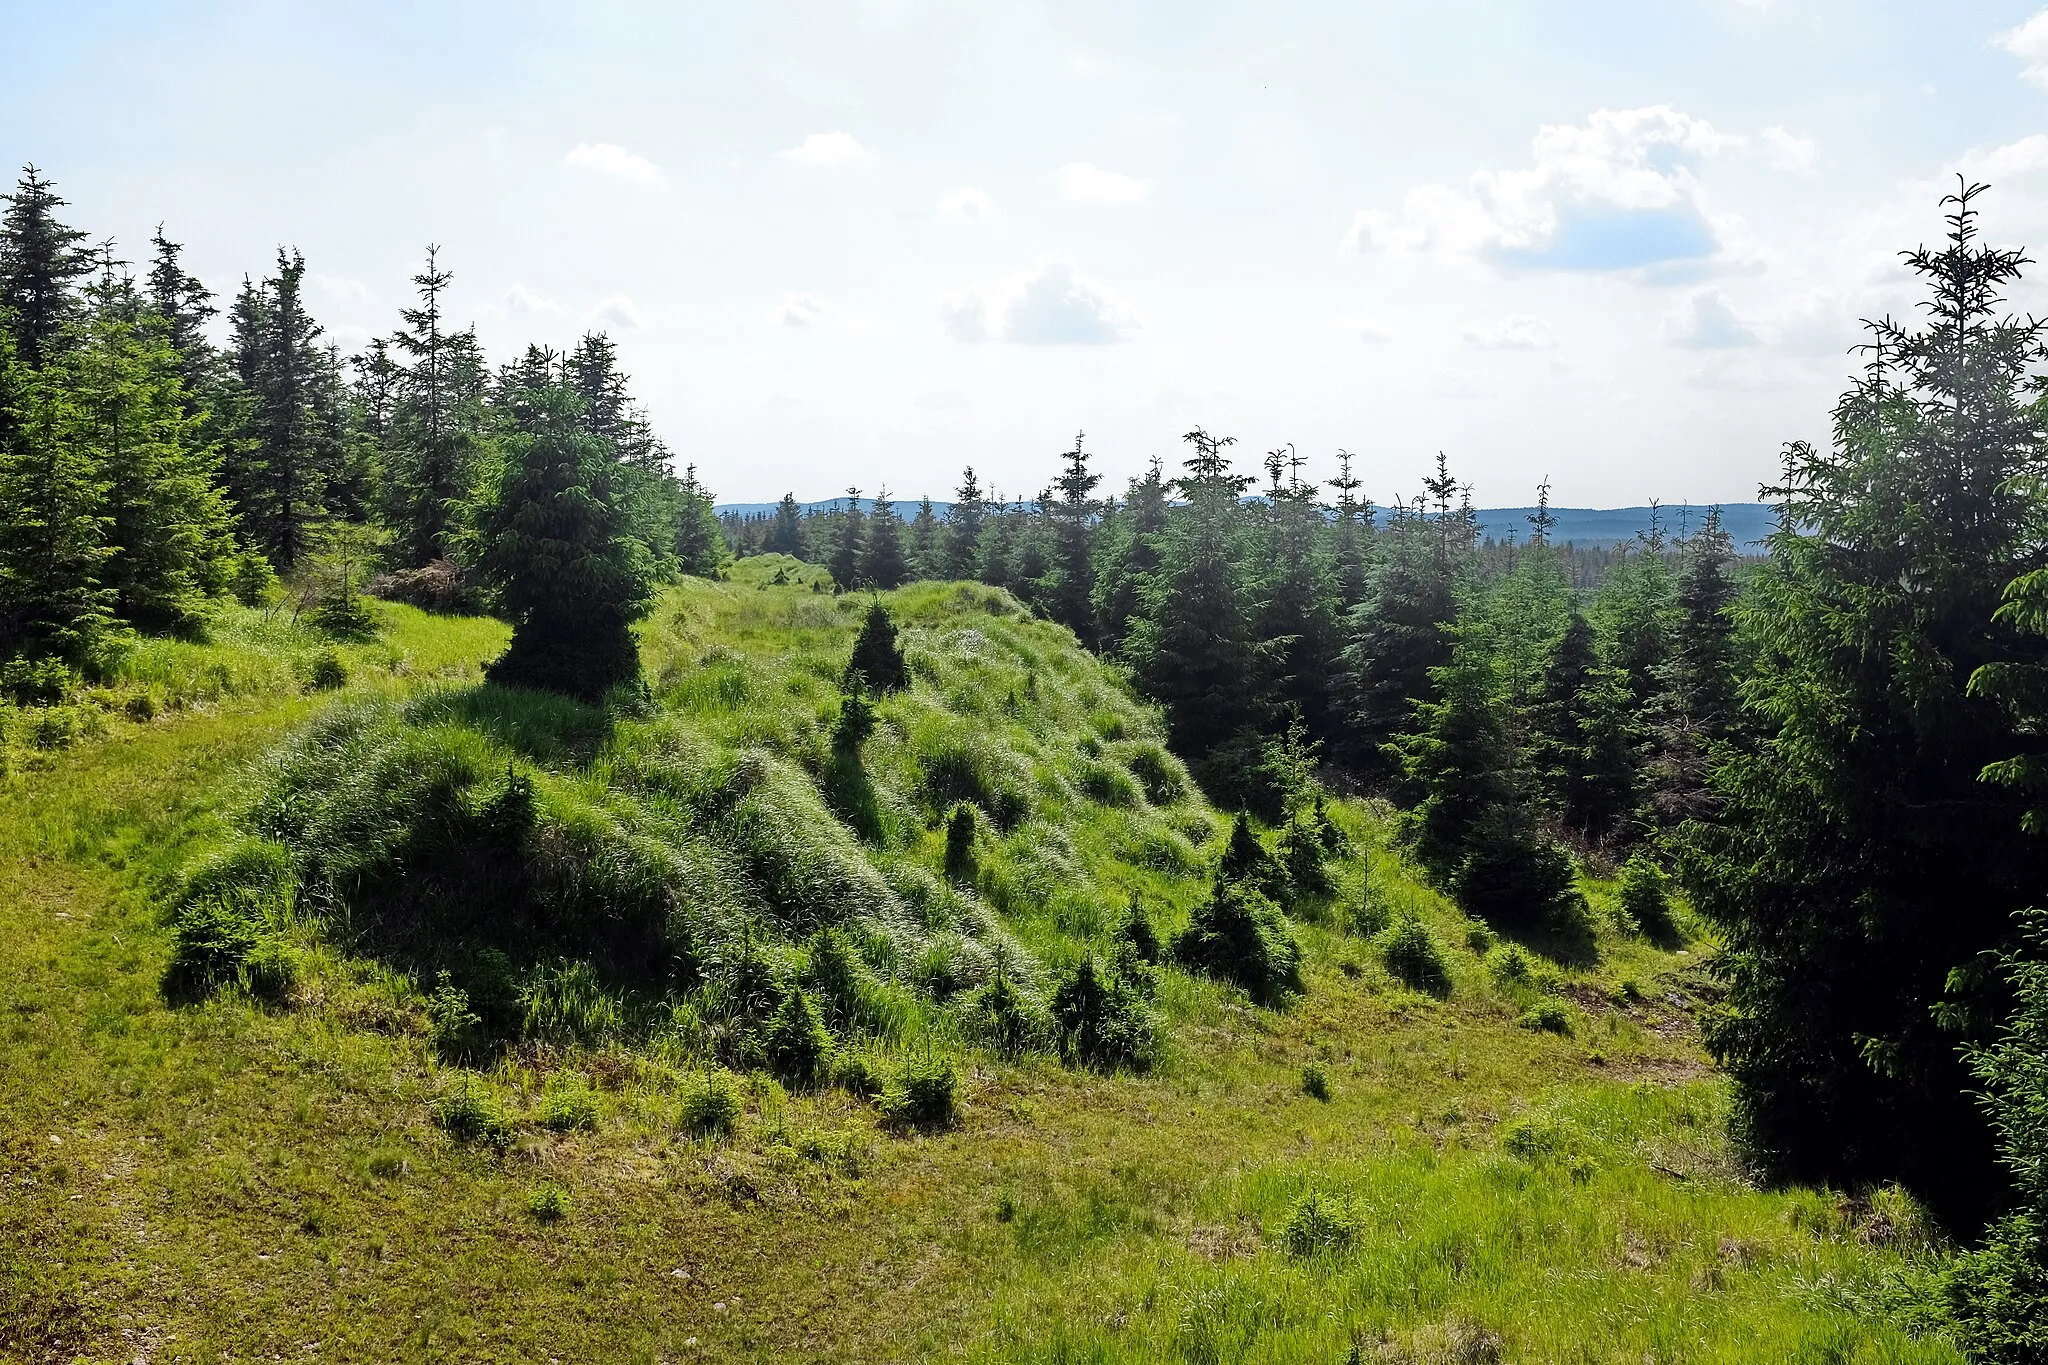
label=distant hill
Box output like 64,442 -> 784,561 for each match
718,498 -> 1779,551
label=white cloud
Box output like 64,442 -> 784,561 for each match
564,141 -> 664,187
1999,9 -> 2048,90
1960,132 -> 2048,180
1057,162 -> 1151,203
778,131 -> 872,166
941,258 -> 1140,344
589,294 -> 646,330
1664,288 -> 1760,348
505,283 -> 559,315
1463,314 -> 1556,349
939,187 -> 995,220
1761,127 -> 1817,172
1341,315 -> 1397,344
1344,105 -> 1748,274
774,292 -> 826,328
313,273 -> 368,305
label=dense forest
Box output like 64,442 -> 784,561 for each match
5,162 -> 2048,1358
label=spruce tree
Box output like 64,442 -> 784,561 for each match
1251,445 -> 1341,743
828,488 -> 865,590
1682,183 -> 2048,1224
941,467 -> 984,579
674,464 -> 726,577
1093,455 -> 1169,653
766,492 -> 807,557
909,496 -> 939,579
860,488 -> 909,590
469,382 -> 653,700
0,166 -> 93,368
1327,448 -> 1372,610
228,250 -> 341,572
844,599 -> 908,693
1125,428 -> 1257,761
1045,430 -> 1101,644
1337,468 -> 1476,771
386,247 -> 486,566
143,227 -> 218,400
1530,609 -> 1639,841
0,329 -> 115,663
70,290 -> 234,632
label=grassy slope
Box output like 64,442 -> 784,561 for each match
0,560 -> 1955,1364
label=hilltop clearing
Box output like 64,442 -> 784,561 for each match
0,559 -> 1955,1363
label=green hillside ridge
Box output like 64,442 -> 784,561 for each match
0,559 -> 1957,1362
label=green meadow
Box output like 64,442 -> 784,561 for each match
0,558 -> 1956,1363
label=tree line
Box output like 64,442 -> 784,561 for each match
0,165 -> 725,700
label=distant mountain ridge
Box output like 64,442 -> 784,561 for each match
716,498 -> 1779,550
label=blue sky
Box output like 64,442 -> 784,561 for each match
8,0 -> 2048,506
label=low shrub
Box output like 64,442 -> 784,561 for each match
434,1076 -> 514,1149
1454,807 -> 1589,937
540,1076 -> 599,1132
678,1070 -> 740,1137
162,838 -> 298,1002
1466,923 -> 1496,954
830,1046 -> 888,1101
965,969 -> 1047,1054
1279,1189 -> 1356,1258
1378,916 -> 1452,998
1108,901 -> 1155,963
526,1181 -> 568,1222
1487,942 -> 1534,987
1519,999 -> 1574,1035
763,986 -> 834,1086
1174,881 -> 1303,1006
306,649 -> 348,691
1217,812 -> 1288,902
1301,1063 -> 1332,1102
0,655 -> 74,706
424,973 -> 485,1060
1051,953 -> 1159,1070
1618,852 -> 1677,940
880,1052 -> 957,1129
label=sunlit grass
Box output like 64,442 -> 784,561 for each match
0,566 -> 1962,1362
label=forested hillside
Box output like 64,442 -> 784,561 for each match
2,163 -> 2046,1360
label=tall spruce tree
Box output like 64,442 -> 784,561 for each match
386,247 -> 486,566
1125,428 -> 1257,761
1251,445 -> 1341,743
1045,431 -> 1101,644
1327,448 -> 1372,610
828,488 -> 865,590
675,464 -> 726,577
0,166 -> 93,369
0,328 -> 115,663
941,467 -> 984,579
909,496 -> 939,578
1682,182 -> 2048,1226
469,382 -> 653,700
72,284 -> 234,632
228,250 -> 340,573
860,488 -> 909,590
1093,454 -> 1169,655
765,492 -> 806,557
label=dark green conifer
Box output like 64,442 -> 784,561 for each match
828,487 -> 865,590
844,599 -> 907,694
0,166 -> 93,368
860,488 -> 909,590
469,383 -> 653,700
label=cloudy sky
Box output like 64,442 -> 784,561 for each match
9,0 -> 2048,507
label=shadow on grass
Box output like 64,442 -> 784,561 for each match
405,683 -> 615,769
